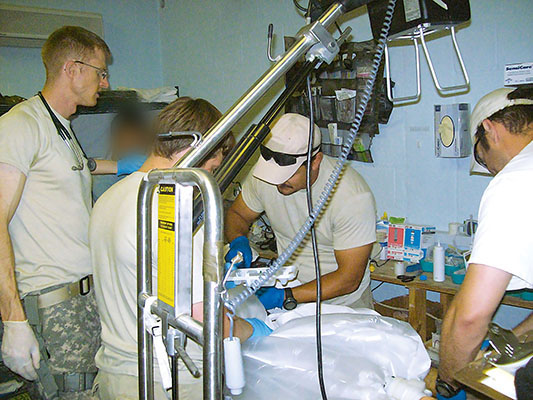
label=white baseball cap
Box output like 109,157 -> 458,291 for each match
253,113 -> 321,185
470,88 -> 533,174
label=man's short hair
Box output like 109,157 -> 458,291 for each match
153,97 -> 234,160
41,26 -> 111,81
477,87 -> 533,150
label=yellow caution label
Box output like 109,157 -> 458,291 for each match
157,184 -> 175,307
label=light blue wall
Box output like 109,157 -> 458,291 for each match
158,0 -> 533,327
158,0 -> 533,229
0,0 -> 164,97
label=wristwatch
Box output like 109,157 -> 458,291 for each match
282,288 -> 298,310
436,376 -> 462,398
87,158 -> 97,172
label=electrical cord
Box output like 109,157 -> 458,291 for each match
334,22 -> 343,35
371,281 -> 385,292
369,258 -> 390,268
305,75 -> 328,400
293,0 -> 308,12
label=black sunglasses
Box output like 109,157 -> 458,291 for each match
260,144 -> 321,166
473,135 -> 488,170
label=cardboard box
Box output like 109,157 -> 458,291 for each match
504,62 -> 533,86
387,224 -> 435,262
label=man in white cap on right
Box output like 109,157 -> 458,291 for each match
225,113 -> 377,311
437,87 -> 533,400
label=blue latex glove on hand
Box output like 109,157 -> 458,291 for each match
436,389 -> 466,400
244,318 -> 273,339
117,154 -> 147,176
256,287 -> 284,310
225,236 -> 252,268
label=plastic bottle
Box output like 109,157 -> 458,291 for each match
433,242 -> 445,282
224,337 -> 245,395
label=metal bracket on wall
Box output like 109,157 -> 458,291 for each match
385,24 -> 470,104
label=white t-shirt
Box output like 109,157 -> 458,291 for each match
241,155 -> 376,306
469,141 -> 533,290
0,96 -> 92,295
90,171 -> 204,383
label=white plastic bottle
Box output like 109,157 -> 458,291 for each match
224,337 -> 245,395
433,242 -> 445,282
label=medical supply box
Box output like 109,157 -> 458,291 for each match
387,224 -> 435,263
504,62 -> 533,86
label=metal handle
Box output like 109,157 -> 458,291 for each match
385,39 -> 421,104
267,23 -> 282,62
176,343 -> 201,378
419,25 -> 470,93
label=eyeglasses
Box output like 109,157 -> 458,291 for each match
260,144 -> 321,166
473,135 -> 488,170
74,60 -> 109,80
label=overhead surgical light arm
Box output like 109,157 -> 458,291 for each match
173,1 -> 347,170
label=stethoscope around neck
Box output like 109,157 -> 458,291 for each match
37,92 -> 94,171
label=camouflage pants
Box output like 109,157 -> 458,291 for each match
38,291 -> 101,375
29,290 -> 101,399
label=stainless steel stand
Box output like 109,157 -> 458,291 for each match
137,169 -> 224,400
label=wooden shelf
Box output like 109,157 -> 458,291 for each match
372,263 -> 533,309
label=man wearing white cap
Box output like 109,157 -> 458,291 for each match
225,113 -> 376,311
437,87 -> 533,400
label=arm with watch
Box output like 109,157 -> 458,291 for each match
437,264 -> 512,399
225,194 -> 373,310
256,244 -> 373,310
87,155 -> 147,176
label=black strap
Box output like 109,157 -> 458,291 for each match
37,92 -> 72,141
37,92 -> 89,160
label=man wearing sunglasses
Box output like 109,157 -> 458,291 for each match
437,88 -> 533,400
225,113 -> 377,311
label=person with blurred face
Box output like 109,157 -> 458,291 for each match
92,106 -> 153,200
108,106 -> 152,161
90,97 -> 270,400
225,113 -> 377,313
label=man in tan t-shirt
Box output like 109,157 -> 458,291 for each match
0,26 -> 124,399
225,113 -> 377,311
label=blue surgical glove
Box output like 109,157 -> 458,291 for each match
256,287 -> 284,310
117,154 -> 147,176
436,389 -> 466,400
225,236 -> 252,268
244,318 -> 273,339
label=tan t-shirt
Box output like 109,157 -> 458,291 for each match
90,172 -> 204,383
0,96 -> 92,295
241,155 -> 376,306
